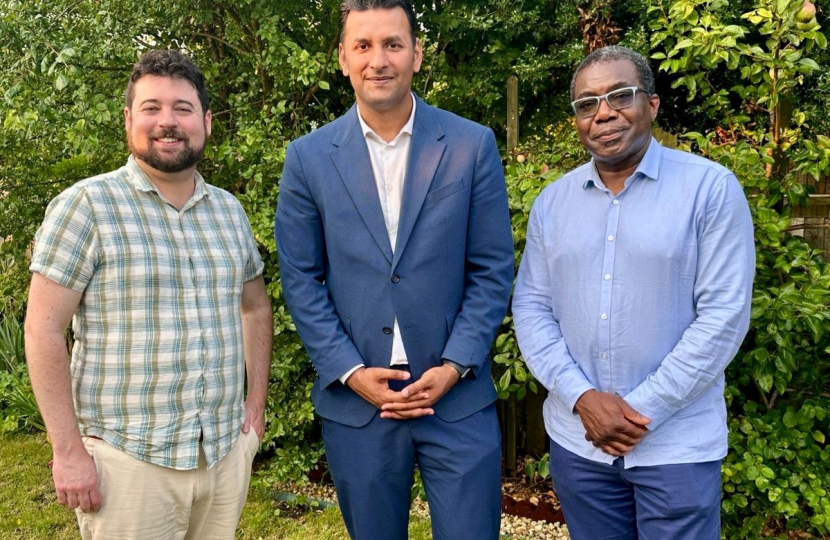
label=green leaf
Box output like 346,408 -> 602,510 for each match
318,80 -> 330,90
723,25 -> 745,36
783,409 -> 798,428
757,373 -> 773,393
674,39 -> 695,50
539,459 -> 550,479
813,431 -> 826,443
55,74 -> 68,91
498,370 -> 511,391
798,58 -> 820,71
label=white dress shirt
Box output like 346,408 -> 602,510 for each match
340,95 -> 416,383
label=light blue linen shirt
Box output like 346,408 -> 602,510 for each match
513,138 -> 755,468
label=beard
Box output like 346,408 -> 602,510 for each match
128,128 -> 205,173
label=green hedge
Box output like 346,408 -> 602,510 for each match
1,0 -> 829,537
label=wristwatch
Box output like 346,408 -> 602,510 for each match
441,358 -> 471,379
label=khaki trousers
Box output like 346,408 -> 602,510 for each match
76,429 -> 259,540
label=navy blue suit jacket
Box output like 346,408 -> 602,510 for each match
275,96 -> 513,427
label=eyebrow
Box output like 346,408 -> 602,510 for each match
575,81 -> 633,100
138,99 -> 196,108
352,35 -> 405,45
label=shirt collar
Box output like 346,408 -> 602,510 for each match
356,92 -> 417,143
125,155 -> 210,204
583,137 -> 662,189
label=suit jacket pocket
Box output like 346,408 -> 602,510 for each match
426,178 -> 464,205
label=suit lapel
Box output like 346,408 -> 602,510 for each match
330,107 -> 394,264
393,98 -> 446,270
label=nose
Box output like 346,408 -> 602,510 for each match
593,97 -> 617,122
157,106 -> 178,127
369,46 -> 389,70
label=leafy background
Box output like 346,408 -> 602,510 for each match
1,0 -> 829,538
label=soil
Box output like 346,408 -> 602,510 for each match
501,476 -> 565,525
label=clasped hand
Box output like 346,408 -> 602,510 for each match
574,390 -> 651,457
347,365 -> 460,420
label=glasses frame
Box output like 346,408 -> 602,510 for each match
570,86 -> 651,118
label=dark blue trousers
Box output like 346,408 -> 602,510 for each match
322,402 -> 501,540
549,440 -> 722,540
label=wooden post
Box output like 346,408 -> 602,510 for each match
507,75 -> 519,154
505,393 -> 518,477
504,75 -> 519,476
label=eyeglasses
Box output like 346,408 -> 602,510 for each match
570,86 -> 650,118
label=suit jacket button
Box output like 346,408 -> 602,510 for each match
382,327 -> 393,334
391,274 -> 400,283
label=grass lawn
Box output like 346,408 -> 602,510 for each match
0,432 -> 513,540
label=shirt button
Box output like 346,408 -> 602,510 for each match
391,274 -> 400,283
600,353 -> 608,360
613,199 -> 620,205
386,184 -> 394,192
382,327 -> 393,335
600,313 -> 608,320
604,274 -> 611,281
607,235 -> 615,242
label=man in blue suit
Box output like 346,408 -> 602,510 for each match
275,1 -> 513,539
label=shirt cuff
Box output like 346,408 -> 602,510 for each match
557,379 -> 597,416
338,364 -> 364,385
623,386 -> 677,431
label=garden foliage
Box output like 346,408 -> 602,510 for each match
0,0 -> 829,537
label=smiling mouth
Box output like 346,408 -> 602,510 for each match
594,129 -> 624,142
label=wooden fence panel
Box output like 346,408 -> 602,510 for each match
793,172 -> 830,257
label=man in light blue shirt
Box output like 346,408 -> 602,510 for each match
513,45 -> 755,540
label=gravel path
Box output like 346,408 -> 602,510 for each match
277,482 -> 571,540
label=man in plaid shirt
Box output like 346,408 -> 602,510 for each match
24,49 -> 272,540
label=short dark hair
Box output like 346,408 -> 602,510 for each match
125,49 -> 210,114
570,45 -> 656,100
339,0 -> 418,44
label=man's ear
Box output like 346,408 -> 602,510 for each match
204,109 -> 212,138
648,93 -> 660,122
338,43 -> 349,77
124,106 -> 132,131
413,37 -> 423,74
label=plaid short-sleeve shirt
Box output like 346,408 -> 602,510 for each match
30,156 -> 265,470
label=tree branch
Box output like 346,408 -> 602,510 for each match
188,32 -> 247,55
301,33 -> 340,109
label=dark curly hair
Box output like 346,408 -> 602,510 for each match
124,49 -> 209,114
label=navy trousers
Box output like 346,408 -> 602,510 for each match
549,440 -> 722,540
322,400 -> 501,540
